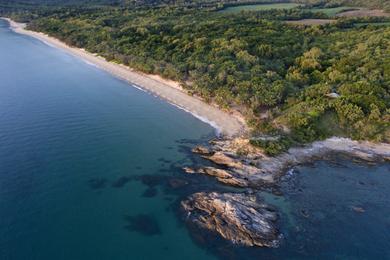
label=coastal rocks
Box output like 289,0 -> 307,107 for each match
201,167 -> 248,187
182,164 -> 271,188
191,146 -> 212,155
202,152 -> 243,169
182,166 -> 196,174
197,137 -> 390,188
262,137 -> 390,177
181,192 -> 280,247
187,141 -> 276,188
210,138 -> 264,160
181,137 -> 389,251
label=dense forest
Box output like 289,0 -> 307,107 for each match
2,0 -> 389,9
1,1 -> 389,154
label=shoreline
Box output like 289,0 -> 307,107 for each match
188,137 -> 390,188
1,17 -> 247,137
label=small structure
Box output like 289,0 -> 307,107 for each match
325,92 -> 340,98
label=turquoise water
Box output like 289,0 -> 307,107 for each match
0,19 -> 216,260
1,18 -> 390,260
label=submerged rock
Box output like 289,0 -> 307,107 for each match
168,178 -> 188,189
111,176 -> 132,188
192,146 -> 212,155
123,214 -> 161,236
351,206 -> 365,213
181,192 -> 280,247
142,187 -> 158,198
182,166 -> 196,174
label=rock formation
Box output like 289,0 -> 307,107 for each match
181,192 -> 280,247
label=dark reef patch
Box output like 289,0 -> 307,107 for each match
138,174 -> 166,188
168,178 -> 188,189
158,158 -> 172,164
111,176 -> 131,188
142,187 -> 158,198
123,214 -> 161,236
88,178 -> 108,190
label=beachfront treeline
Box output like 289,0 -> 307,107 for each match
2,2 -> 389,154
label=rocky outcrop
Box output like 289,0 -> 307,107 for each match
202,152 -> 243,169
180,137 -> 389,249
191,146 -> 212,155
190,137 -> 390,188
182,166 -> 247,187
256,137 -> 390,178
182,165 -> 272,187
201,167 -> 248,187
181,192 -> 280,247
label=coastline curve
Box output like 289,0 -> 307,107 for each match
1,17 -> 247,137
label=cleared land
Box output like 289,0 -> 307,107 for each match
220,3 -> 301,13
307,6 -> 356,16
337,9 -> 390,17
286,19 -> 336,25
288,7 -> 390,26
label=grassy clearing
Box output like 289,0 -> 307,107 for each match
220,3 -> 302,13
306,6 -> 356,17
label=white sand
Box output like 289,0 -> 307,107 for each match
2,18 -> 247,137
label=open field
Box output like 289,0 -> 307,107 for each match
337,9 -> 390,17
307,6 -> 356,16
289,7 -> 390,26
220,3 -> 301,13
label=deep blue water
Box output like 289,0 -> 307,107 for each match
1,19 -> 389,260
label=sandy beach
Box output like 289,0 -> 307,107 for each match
2,17 -> 247,137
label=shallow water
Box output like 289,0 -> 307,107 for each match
0,19 -> 216,260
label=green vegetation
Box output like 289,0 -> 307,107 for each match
1,0 -> 389,154
354,22 -> 390,27
220,3 -> 302,13
250,136 -> 294,156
